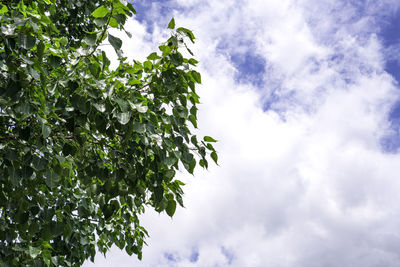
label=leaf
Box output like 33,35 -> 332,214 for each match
108,33 -> 122,52
166,199 -> 176,217
45,170 -> 60,189
115,98 -> 129,112
37,41 -> 45,62
29,246 -> 41,259
116,112 -> 130,125
211,151 -> 218,165
154,186 -> 164,203
0,4 -> 8,14
18,34 -> 36,50
147,52 -> 160,60
191,71 -> 202,83
8,167 -> 19,187
188,58 -> 199,65
15,103 -> 33,114
83,34 -> 97,46
189,114 -> 197,128
124,28 -> 132,38
42,124 -> 51,138
132,122 -> 146,133
109,17 -> 119,28
177,27 -> 195,43
167,17 -> 175,29
92,5 -> 109,18
189,158 -> 196,174
204,136 -> 217,143
164,157 -> 177,166
32,156 -> 47,171
164,170 -> 175,180
135,104 -> 148,113
59,37 -> 68,46
143,60 -> 152,70
93,103 -> 106,113
89,62 -> 101,78
182,152 -> 194,163
28,67 -> 40,80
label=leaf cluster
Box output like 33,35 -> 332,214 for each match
0,1 -> 217,266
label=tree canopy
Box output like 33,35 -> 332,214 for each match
0,0 -> 217,266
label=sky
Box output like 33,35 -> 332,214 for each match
84,0 -> 400,266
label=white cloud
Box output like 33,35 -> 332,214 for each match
84,0 -> 400,266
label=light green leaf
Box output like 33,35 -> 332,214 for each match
143,60 -> 152,70
0,4 -> 8,14
167,18 -> 175,29
147,52 -> 160,60
203,136 -> 217,143
109,17 -> 119,28
92,5 -> 109,18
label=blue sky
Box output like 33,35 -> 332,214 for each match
84,0 -> 400,266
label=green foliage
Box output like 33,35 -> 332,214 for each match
0,0 -> 217,266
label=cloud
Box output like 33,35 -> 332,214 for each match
84,0 -> 400,266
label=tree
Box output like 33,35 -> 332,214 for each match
0,0 -> 218,266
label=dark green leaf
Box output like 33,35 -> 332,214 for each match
89,62 -> 101,78
42,124 -> 51,138
32,156 -> 47,171
189,114 -> 197,128
211,151 -> 218,165
45,170 -> 60,189
165,170 -> 175,180
83,34 -> 97,46
8,167 -> 20,187
166,199 -> 176,217
18,34 -> 36,50
108,33 -> 122,52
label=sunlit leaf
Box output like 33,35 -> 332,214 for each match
92,5 -> 109,18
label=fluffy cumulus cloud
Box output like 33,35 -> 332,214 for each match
84,0 -> 400,266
